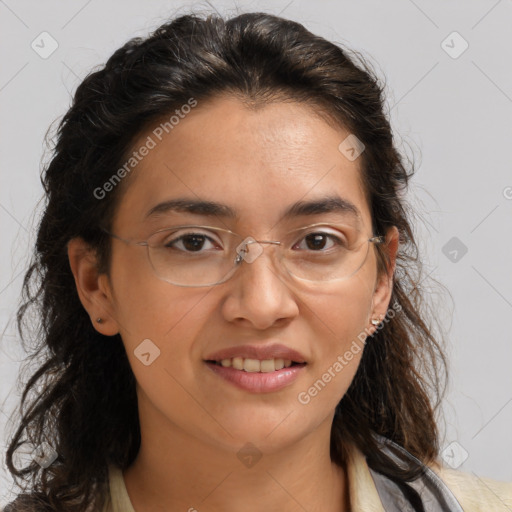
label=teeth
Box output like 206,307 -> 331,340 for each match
217,357 -> 294,372
232,357 -> 244,370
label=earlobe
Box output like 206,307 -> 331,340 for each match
67,238 -> 120,336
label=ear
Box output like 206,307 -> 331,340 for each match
368,225 -> 399,332
67,237 -> 120,336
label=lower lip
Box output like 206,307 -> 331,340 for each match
204,361 -> 307,393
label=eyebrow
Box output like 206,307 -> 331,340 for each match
145,195 -> 362,224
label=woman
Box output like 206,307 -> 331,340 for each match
3,11 -> 511,512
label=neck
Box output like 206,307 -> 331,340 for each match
123,396 -> 349,512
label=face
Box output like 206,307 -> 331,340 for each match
73,95 -> 397,455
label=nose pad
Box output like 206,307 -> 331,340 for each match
235,237 -> 264,264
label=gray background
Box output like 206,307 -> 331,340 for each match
1,0 -> 511,505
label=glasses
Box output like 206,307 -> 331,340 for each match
105,223 -> 385,287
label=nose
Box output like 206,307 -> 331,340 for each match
220,240 -> 300,329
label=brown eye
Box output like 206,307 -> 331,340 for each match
170,234 -> 209,252
294,231 -> 347,252
304,233 -> 329,250
160,229 -> 223,253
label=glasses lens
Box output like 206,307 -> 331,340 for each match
147,226 -> 237,286
280,225 -> 372,282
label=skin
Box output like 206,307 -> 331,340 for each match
68,95 -> 399,512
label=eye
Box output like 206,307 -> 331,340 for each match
162,229 -> 223,253
293,230 -> 348,251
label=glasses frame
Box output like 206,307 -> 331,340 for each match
104,223 -> 386,287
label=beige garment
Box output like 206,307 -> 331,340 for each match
102,441 -> 512,512
429,462 -> 512,512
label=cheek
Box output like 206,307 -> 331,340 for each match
108,246 -> 215,355
110,270 -> 219,417
298,273 -> 374,401
304,272 -> 374,350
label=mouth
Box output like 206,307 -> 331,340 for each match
203,357 -> 308,393
204,357 -> 307,372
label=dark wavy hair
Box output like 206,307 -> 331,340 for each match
4,11 -> 449,511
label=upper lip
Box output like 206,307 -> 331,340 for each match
205,343 -> 307,363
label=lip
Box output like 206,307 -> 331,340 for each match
204,361 -> 307,393
204,343 -> 307,363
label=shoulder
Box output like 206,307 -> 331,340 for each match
367,433 -> 512,511
429,461 -> 512,512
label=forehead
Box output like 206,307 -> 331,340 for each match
112,95 -> 371,233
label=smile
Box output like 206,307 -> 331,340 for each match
204,359 -> 307,393
207,357 -> 302,372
